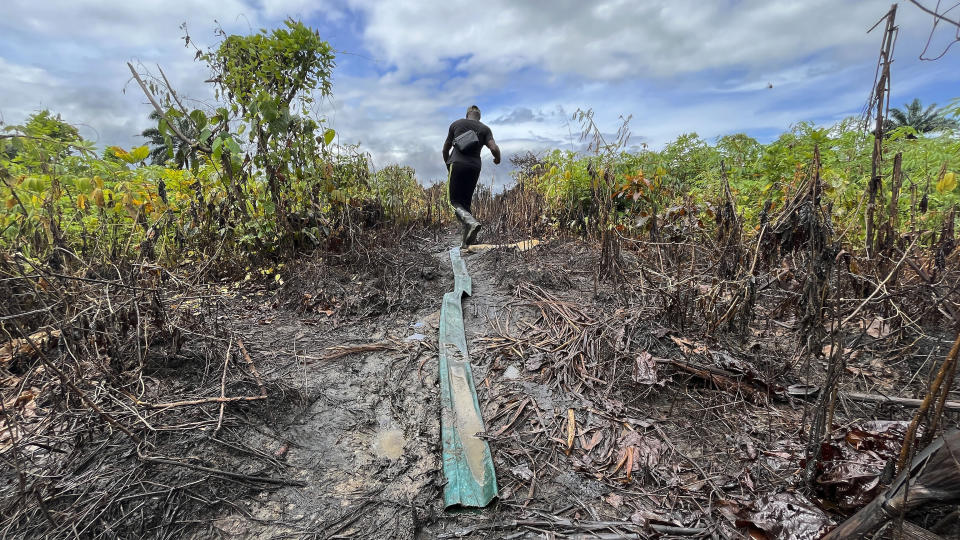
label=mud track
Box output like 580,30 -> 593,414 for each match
196,233 -> 518,538
192,231 -> 960,539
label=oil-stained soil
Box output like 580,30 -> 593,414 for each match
188,230 -> 960,539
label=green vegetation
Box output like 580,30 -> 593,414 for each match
140,110 -> 199,169
1,18 -> 957,273
529,115 -> 958,245
885,98 -> 959,135
0,20 -> 445,269
3,104 -> 956,269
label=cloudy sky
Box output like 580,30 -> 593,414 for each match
2,1 -> 958,186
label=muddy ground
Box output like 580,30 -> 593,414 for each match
193,232 -> 537,539
169,228 -> 959,539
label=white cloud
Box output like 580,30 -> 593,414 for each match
0,58 -> 62,128
1,0 -> 256,50
0,1 -> 267,143
257,0 -> 344,21
353,0 -> 932,81
0,0 -> 956,189
0,58 -> 60,87
329,0 -> 956,182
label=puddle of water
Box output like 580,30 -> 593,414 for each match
373,429 -> 406,460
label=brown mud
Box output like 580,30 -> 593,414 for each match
153,229 -> 957,539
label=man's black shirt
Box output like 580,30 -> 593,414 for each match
445,118 -> 492,169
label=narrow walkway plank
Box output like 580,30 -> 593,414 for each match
438,246 -> 498,508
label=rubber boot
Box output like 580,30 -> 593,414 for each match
453,206 -> 482,247
465,217 -> 482,246
452,207 -> 468,246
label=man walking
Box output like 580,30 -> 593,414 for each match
442,105 -> 501,247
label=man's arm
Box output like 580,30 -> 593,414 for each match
442,125 -> 454,164
486,137 -> 501,165
442,138 -> 452,164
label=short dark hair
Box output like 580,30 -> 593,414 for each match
466,105 -> 481,119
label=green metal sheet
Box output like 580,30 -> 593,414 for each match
438,247 -> 497,508
450,246 -> 472,297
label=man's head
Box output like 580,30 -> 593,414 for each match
466,105 -> 481,120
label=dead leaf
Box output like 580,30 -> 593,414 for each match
679,471 -> 705,492
0,330 -> 62,364
741,468 -> 755,491
621,430 -> 663,468
525,352 -> 544,371
732,492 -> 831,540
845,366 -> 873,378
605,493 -> 624,508
745,440 -> 758,461
510,464 -> 534,481
610,447 -> 629,475
633,351 -> 658,384
814,421 -> 909,509
14,389 -> 37,408
623,417 -> 654,428
670,335 -> 693,354
861,317 -> 893,339
583,431 -> 603,451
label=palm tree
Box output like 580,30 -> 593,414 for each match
884,98 -> 958,137
140,110 -> 199,169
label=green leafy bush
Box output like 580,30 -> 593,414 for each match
528,114 -> 958,241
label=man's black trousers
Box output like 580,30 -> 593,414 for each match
448,162 -> 481,212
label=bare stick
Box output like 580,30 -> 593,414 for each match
157,65 -> 190,117
924,354 -> 959,445
438,518 -> 706,538
908,0 -> 960,28
139,454 -> 306,487
898,330 -> 960,471
126,62 -> 211,153
845,391 -> 960,411
865,5 -> 897,259
22,332 -> 143,445
139,394 -> 267,410
236,339 -> 267,397
840,235 -> 918,328
302,342 -> 393,363
214,340 -> 233,433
